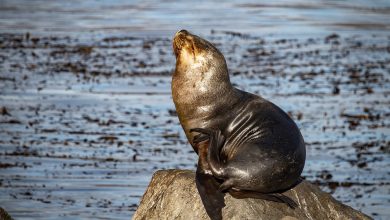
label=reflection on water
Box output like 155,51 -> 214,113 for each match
0,1 -> 389,220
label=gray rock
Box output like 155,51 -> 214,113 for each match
133,169 -> 371,220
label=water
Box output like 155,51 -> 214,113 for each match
1,0 -> 390,37
0,1 -> 389,219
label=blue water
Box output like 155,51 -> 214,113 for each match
1,0 -> 390,37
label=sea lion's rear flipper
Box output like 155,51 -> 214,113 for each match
229,190 -> 298,209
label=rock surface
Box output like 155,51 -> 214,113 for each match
133,169 -> 371,220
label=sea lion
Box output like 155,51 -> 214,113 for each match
171,30 -> 306,211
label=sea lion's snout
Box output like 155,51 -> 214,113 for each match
173,30 -> 228,76
173,29 -> 195,57
176,29 -> 189,36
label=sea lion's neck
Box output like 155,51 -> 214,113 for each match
172,67 -> 235,107
172,68 -> 242,127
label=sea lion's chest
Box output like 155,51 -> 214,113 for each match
174,101 -> 230,149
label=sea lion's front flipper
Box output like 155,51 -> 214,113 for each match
193,133 -> 209,144
195,171 -> 225,220
195,140 -> 225,220
228,190 -> 298,209
190,128 -> 226,179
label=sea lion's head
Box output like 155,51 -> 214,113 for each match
173,30 -> 228,80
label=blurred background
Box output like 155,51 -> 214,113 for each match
0,0 -> 389,219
